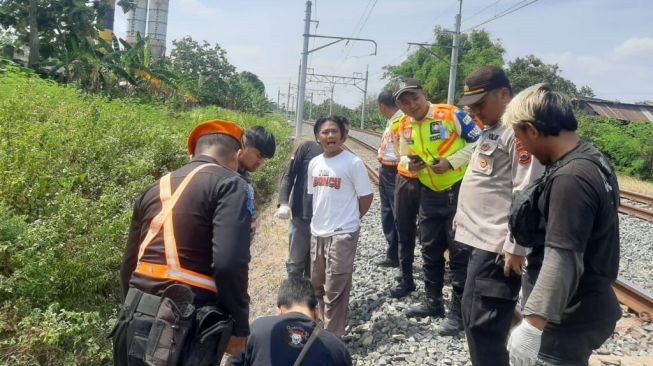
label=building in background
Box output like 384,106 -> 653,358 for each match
125,0 -> 169,60
573,97 -> 653,123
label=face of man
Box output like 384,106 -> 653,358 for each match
378,103 -> 395,119
238,147 -> 266,172
396,90 -> 430,121
316,120 -> 346,157
467,88 -> 510,127
513,123 -> 549,165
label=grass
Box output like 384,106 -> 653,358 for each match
618,175 -> 653,196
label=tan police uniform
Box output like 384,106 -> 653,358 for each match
455,120 -> 544,366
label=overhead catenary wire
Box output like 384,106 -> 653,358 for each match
341,0 -> 378,62
463,0 -> 504,23
463,0 -> 540,32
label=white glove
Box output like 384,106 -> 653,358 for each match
275,204 -> 291,220
506,319 -> 543,366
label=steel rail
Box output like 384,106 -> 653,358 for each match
619,202 -> 653,222
620,189 -> 653,206
613,277 -> 653,321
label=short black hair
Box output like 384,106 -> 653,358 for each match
195,133 -> 241,157
313,115 -> 348,137
243,126 -> 276,158
377,91 -> 396,108
277,277 -> 318,310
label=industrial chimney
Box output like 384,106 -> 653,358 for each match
125,0 -> 148,44
147,0 -> 169,60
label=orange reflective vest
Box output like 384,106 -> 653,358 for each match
393,116 -> 419,179
400,104 -> 472,191
134,163 -> 219,293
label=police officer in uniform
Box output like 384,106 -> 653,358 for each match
376,91 -> 403,268
455,67 -> 544,364
117,120 -> 254,364
392,79 -> 481,320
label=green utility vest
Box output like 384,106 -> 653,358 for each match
404,104 -> 468,191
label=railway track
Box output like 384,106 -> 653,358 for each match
344,130 -> 653,321
619,189 -> 653,222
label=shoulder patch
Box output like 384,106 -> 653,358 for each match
514,138 -> 532,165
286,326 -> 308,348
244,183 -> 255,216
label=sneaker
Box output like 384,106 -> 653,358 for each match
389,281 -> 416,298
406,300 -> 445,318
437,316 -> 464,336
376,258 -> 399,268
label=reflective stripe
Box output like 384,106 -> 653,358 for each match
135,163 -> 219,293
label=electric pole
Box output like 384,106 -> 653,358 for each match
286,81 -> 291,119
447,0 -> 463,105
361,64 -> 368,129
295,1 -> 312,137
294,1 -> 377,137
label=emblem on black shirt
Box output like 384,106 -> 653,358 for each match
287,326 -> 308,348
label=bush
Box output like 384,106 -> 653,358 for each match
0,67 -> 291,364
577,115 -> 653,181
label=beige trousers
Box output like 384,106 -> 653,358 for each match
310,230 -> 360,337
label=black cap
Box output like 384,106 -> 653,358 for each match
393,78 -> 422,100
458,66 -> 511,106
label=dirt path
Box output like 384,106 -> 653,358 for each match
248,196 -> 290,319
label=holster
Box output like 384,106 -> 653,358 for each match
182,306 -> 234,366
111,287 -> 163,366
144,284 -> 195,366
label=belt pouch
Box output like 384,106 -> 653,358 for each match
183,306 -> 234,366
144,284 -> 195,366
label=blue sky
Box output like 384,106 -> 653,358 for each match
113,0 -> 653,108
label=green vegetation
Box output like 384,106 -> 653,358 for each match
0,1 -> 271,115
577,115 -> 653,181
0,64 -> 291,365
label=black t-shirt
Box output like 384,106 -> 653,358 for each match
278,141 -> 324,220
228,312 -> 352,366
526,140 -> 621,325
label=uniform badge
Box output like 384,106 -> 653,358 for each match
479,142 -> 491,152
514,138 -> 532,165
402,127 -> 413,140
286,326 -> 308,348
488,134 -> 499,141
478,157 -> 488,170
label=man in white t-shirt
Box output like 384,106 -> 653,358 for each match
307,115 -> 373,337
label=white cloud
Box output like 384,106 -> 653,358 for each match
543,37 -> 653,101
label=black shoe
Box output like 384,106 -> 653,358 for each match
406,299 -> 445,318
389,281 -> 416,298
376,258 -> 399,268
437,315 -> 464,336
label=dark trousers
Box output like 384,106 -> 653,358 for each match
379,165 -> 399,262
419,181 -> 460,297
538,320 -> 616,366
286,217 -> 312,278
394,175 -> 421,280
448,240 -> 471,315
461,247 -> 521,366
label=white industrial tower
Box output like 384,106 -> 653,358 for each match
125,0 -> 169,60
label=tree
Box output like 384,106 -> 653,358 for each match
239,70 -> 265,94
0,0 -> 98,66
169,36 -> 236,106
505,55 -> 594,97
383,27 -> 505,102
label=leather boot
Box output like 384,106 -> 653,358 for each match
406,297 -> 445,318
389,279 -> 416,298
437,289 -> 464,336
390,266 -> 415,298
